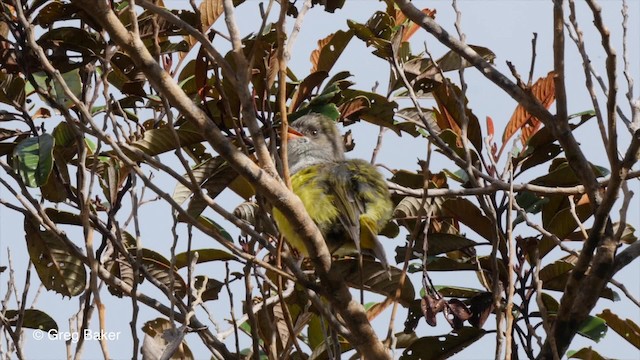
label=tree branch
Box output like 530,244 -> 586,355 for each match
393,1 -> 639,357
70,1 -> 390,358
394,0 -> 601,206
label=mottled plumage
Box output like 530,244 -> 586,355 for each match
272,113 -> 393,267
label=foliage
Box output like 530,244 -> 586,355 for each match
0,0 -> 638,359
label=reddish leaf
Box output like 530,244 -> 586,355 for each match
486,116 -> 494,138
502,71 -> 556,145
33,108 -> 52,119
433,83 -> 483,152
398,8 -> 437,42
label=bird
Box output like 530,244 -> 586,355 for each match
272,113 -> 393,268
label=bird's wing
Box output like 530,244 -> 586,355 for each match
324,163 -> 362,252
360,215 -> 389,269
351,160 -> 392,268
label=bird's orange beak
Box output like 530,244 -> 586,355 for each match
286,127 -> 304,140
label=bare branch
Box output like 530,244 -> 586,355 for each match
388,169 -> 640,198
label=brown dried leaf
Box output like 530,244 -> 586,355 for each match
310,30 -> 353,73
338,96 -> 369,121
199,0 -> 223,31
181,0 -> 224,59
503,71 -> 556,145
311,34 -> 331,72
421,294 -> 446,327
469,292 -> 493,329
448,299 -> 472,321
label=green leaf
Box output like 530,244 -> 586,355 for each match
316,0 -> 345,12
513,191 -> 548,226
531,159 -> 607,187
443,168 -> 469,184
13,134 -> 55,187
40,170 -> 67,202
617,223 -> 637,244
29,70 -> 81,108
541,292 -> 560,313
539,260 -> 618,301
434,286 -> 485,298
129,128 -> 205,158
307,314 -> 328,351
421,257 -> 477,272
539,260 -> 574,283
172,157 -> 253,215
52,121 -> 75,147
44,208 -> 83,226
435,45 -> 496,72
437,129 -> 481,167
174,249 -> 237,269
308,334 -> 350,360
34,2 -> 86,28
42,70 -> 83,108
577,315 -> 608,342
568,109 -> 597,120
290,103 -> 340,122
4,309 -> 58,332
400,327 -> 485,360
24,216 -> 86,297
38,27 -> 102,55
395,107 -> 440,136
518,143 -> 563,172
539,195 -> 592,257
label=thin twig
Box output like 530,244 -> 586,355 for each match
527,33 -> 538,86
565,1 -> 610,154
532,249 -> 560,360
504,165 -> 516,360
387,169 -> 640,198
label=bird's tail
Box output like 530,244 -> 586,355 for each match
360,216 -> 389,270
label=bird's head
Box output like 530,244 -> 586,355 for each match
285,113 -> 345,174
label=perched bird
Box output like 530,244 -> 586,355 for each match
272,113 -> 393,267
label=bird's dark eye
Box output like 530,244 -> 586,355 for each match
310,129 -> 318,136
